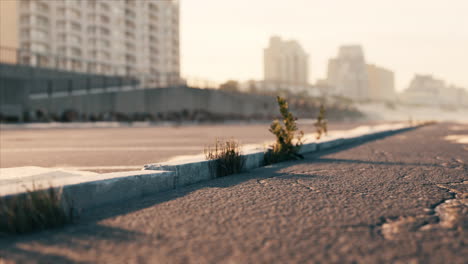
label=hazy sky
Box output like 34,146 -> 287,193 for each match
180,0 -> 468,91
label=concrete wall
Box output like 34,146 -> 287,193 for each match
0,63 -> 138,119
27,87 -> 278,120
1,63 -> 279,121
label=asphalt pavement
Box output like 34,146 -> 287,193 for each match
0,122 -> 466,263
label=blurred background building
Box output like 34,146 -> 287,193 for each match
326,45 -> 369,101
263,36 -> 310,94
1,0 -> 180,87
367,64 -> 395,102
324,46 -> 396,102
401,74 -> 468,107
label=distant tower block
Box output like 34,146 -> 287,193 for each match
263,36 -> 309,93
327,45 -> 369,101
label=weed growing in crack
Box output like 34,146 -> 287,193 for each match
205,139 -> 245,178
314,104 -> 328,140
264,96 -> 304,165
0,185 -> 74,235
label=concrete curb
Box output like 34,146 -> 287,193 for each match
144,124 -> 421,189
63,170 -> 175,210
1,123 -> 422,213
0,170 -> 175,213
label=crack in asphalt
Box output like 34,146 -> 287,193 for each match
379,181 -> 468,240
294,179 -> 320,193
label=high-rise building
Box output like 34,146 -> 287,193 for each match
263,36 -> 309,92
402,74 -> 467,106
367,64 -> 395,101
2,0 -> 180,87
401,74 -> 445,105
326,45 -> 369,100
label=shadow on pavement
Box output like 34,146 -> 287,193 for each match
0,224 -> 145,264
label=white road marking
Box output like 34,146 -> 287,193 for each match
54,165 -> 143,171
0,146 -> 202,152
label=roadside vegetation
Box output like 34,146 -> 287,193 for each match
0,185 -> 74,235
264,96 -> 304,164
205,139 -> 245,178
314,104 -> 328,140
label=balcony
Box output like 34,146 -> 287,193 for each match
99,2 -> 110,12
125,8 -> 136,19
100,14 -> 110,24
125,19 -> 136,30
125,30 -> 135,40
148,3 -> 158,12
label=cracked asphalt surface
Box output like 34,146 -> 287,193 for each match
0,122 -> 467,263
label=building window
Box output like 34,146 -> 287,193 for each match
70,35 -> 81,45
88,38 -> 96,46
70,9 -> 81,20
125,8 -> 136,18
125,31 -> 135,39
149,3 -> 158,12
20,29 -> 30,38
96,51 -> 111,60
87,0 -> 96,9
31,43 -> 48,53
35,16 -> 49,27
100,27 -> 110,36
100,2 -> 110,11
71,48 -> 82,57
100,15 -> 110,24
58,47 -> 66,55
31,29 -> 48,40
87,26 -> 96,34
125,20 -> 136,29
149,14 -> 158,21
56,21 -> 66,31
36,2 -> 49,12
20,0 -> 30,8
20,15 -> 30,25
71,0 -> 81,7
71,22 -> 81,31
57,7 -> 66,16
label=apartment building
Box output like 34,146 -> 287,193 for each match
401,74 -> 468,106
263,36 -> 309,93
326,45 -> 369,101
7,0 -> 180,87
367,64 -> 395,102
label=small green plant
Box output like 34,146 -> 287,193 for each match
264,96 -> 304,164
0,185 -> 74,234
314,104 -> 328,140
205,139 -> 245,178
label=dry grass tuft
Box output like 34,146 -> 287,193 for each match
205,139 -> 245,178
0,185 -> 74,235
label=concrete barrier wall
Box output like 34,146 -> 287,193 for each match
0,63 -> 138,119
28,87 -> 279,118
0,61 -> 279,119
